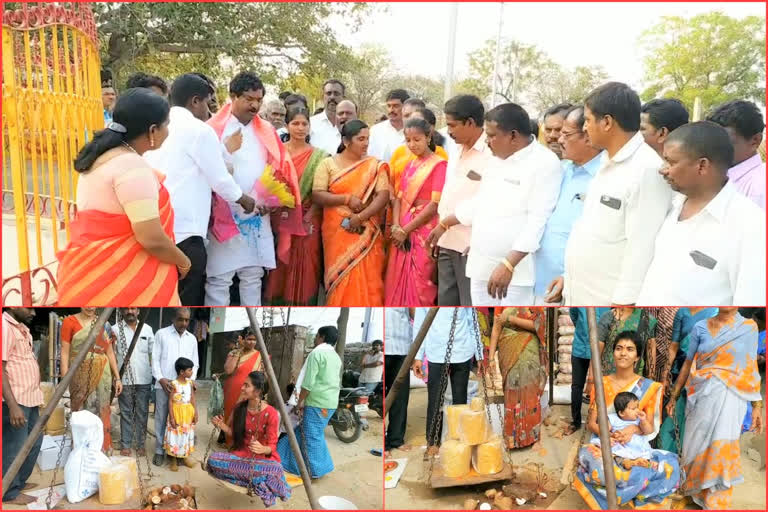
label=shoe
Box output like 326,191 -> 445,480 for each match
182,457 -> 196,468
169,457 -> 178,472
153,453 -> 164,466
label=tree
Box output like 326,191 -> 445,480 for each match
90,2 -> 374,85
343,45 -> 394,123
463,38 -> 607,115
639,12 -> 766,112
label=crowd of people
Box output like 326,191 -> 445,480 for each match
1,307 -> 345,508
55,70 -> 765,308
383,306 -> 764,510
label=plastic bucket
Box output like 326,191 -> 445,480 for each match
318,495 -> 357,510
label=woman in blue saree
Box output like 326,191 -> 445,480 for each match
574,331 -> 681,509
667,307 -> 763,509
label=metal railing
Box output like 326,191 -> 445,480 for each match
2,2 -> 102,304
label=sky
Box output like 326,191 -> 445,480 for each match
331,2 -> 765,91
209,307 -> 384,343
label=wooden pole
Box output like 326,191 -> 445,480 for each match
2,307 -> 115,497
587,308 -> 618,509
245,308 -> 320,510
384,307 -> 439,414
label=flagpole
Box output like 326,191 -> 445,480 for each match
444,2 -> 459,104
491,2 -> 504,107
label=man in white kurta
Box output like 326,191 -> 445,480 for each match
437,103 -> 562,306
368,89 -> 409,162
636,122 -> 766,306
561,83 -> 672,305
205,113 -> 276,306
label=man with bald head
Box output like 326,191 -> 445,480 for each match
336,99 -> 357,130
637,121 -> 765,305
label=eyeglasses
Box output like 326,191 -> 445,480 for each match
560,130 -> 583,139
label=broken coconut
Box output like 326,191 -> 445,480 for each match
484,489 -> 498,499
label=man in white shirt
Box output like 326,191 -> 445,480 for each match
112,307 -> 154,456
359,340 -> 384,392
550,82 -> 672,305
438,103 -> 562,306
151,308 -> 198,467
309,79 -> 345,154
427,95 -> 494,305
637,121 -> 766,306
205,72 -> 281,306
336,99 -> 358,132
144,73 -> 256,306
368,89 -> 410,162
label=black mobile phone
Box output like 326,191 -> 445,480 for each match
402,238 -> 411,252
690,250 -> 717,270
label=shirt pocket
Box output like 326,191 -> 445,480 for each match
594,189 -> 627,242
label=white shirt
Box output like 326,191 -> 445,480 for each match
564,132 -> 672,305
368,120 -> 404,162
309,112 -> 341,155
636,182 -> 766,306
144,107 -> 243,243
455,140 -> 562,285
151,325 -> 199,388
359,351 -> 384,383
439,127 -> 459,163
111,321 -> 154,386
206,116 -> 275,276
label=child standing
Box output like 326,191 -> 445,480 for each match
592,391 -> 656,470
164,357 -> 197,471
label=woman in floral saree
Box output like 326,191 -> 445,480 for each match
60,308 -> 123,453
597,308 -> 657,375
575,331 -> 681,510
384,118 -> 446,306
312,120 -> 389,306
265,107 -> 328,305
667,307 -> 763,509
487,307 -> 548,449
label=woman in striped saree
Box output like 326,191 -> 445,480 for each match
312,120 -> 389,306
57,88 -> 189,306
668,307 -> 763,509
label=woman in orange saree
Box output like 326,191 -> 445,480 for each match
312,120 -> 390,306
384,118 -> 446,305
265,107 -> 328,305
220,327 -> 263,443
57,89 -> 189,306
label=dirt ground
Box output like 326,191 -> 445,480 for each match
8,381 -> 383,510
384,383 -> 766,510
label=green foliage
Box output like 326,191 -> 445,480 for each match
463,38 -> 608,115
90,2 -> 374,86
639,12 -> 766,112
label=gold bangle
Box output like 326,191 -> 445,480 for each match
439,220 -> 449,231
501,257 -> 515,273
752,400 -> 763,408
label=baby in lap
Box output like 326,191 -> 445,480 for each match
592,391 -> 656,470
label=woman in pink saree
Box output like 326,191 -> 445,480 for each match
384,118 -> 447,305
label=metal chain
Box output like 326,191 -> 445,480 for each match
116,311 -> 150,505
471,309 -> 511,465
425,308 -> 458,478
45,311 -> 99,509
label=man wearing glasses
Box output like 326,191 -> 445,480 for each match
534,105 -> 602,304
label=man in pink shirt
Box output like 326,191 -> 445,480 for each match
707,99 -> 765,208
2,308 -> 43,505
426,95 -> 494,305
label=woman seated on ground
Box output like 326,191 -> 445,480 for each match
209,371 -> 291,508
667,307 -> 763,509
574,331 -> 681,510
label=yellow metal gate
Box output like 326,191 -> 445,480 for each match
2,2 -> 102,304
